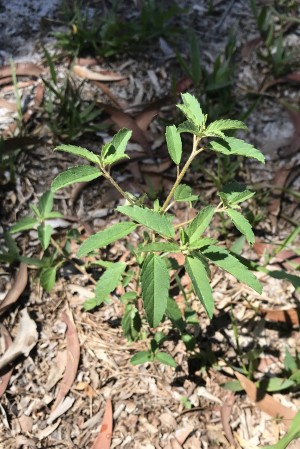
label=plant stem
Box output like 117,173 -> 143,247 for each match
50,237 -> 97,285
161,135 -> 202,213
101,167 -> 135,205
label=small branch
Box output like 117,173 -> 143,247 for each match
161,135 -> 202,213
50,237 -> 97,285
101,167 -> 135,205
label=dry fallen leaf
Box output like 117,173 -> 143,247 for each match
73,65 -> 126,82
220,392 -> 236,447
98,102 -> 151,153
0,325 -> 13,398
94,80 -> 127,109
0,99 -> 17,111
0,308 -> 38,370
0,62 -> 44,79
91,398 -> 113,449
235,371 -> 296,427
51,305 -> 80,411
260,308 -> 299,326
174,425 -> 194,444
0,263 -> 28,315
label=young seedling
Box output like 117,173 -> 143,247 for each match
9,191 -> 83,292
50,93 -> 265,366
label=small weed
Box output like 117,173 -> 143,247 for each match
9,93 -> 267,367
176,32 -> 237,120
54,0 -> 183,58
42,47 -> 103,140
251,0 -> 300,77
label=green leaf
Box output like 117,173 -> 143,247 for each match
54,144 -> 100,164
51,165 -> 101,191
155,351 -> 177,368
261,411 -> 300,449
165,297 -> 185,332
177,93 -> 204,128
45,211 -> 64,219
37,224 -> 53,250
259,377 -> 295,392
10,216 -> 39,233
4,231 -> 20,257
219,181 -> 255,206
38,191 -> 54,217
101,128 -> 132,164
111,128 -> 132,153
117,205 -> 175,238
185,206 -> 215,243
265,270 -> 300,291
226,209 -> 255,246
201,245 -> 262,294
205,119 -> 247,138
230,235 -> 246,255
141,254 -> 170,327
210,137 -> 265,163
131,351 -> 153,365
185,253 -> 214,318
174,184 -> 198,202
165,125 -> 182,165
84,262 -> 126,310
137,242 -> 180,254
189,237 -> 217,250
177,120 -> 200,135
40,267 -> 57,292
289,369 -> 300,383
284,347 -> 298,373
78,222 -> 136,257
121,305 -> 141,342
221,380 -> 243,392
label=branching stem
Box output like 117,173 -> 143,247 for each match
161,135 -> 203,213
101,166 -> 135,205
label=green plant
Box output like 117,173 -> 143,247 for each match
10,60 -> 24,133
8,191 -> 82,291
261,411 -> 300,449
176,32 -> 237,120
251,0 -> 299,77
54,0 -> 183,58
42,47 -> 103,140
49,93 -> 265,365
